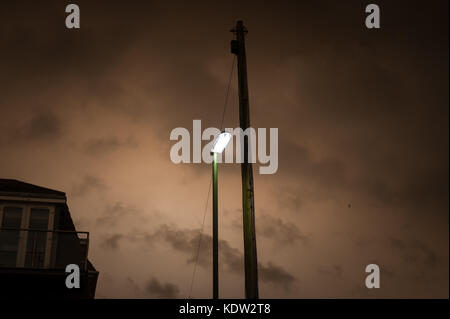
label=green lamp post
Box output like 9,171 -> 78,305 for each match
210,132 -> 232,299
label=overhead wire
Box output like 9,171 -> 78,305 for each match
187,55 -> 236,298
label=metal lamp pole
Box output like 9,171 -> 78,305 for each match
210,132 -> 231,299
212,151 -> 219,299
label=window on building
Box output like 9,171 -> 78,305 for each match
0,206 -> 23,267
25,208 -> 51,268
0,204 -> 54,268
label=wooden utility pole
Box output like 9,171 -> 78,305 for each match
231,20 -> 259,299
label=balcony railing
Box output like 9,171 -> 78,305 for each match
0,228 -> 89,271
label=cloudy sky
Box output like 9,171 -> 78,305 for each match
0,0 -> 448,298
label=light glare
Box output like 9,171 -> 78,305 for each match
211,132 -> 232,153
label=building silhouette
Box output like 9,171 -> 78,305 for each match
0,179 -> 98,298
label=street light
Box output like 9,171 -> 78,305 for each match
211,132 -> 231,153
211,132 -> 231,299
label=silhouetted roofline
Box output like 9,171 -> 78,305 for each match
0,179 -> 66,200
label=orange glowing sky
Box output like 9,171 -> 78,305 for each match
0,0 -> 448,298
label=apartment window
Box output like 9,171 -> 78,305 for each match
0,206 -> 23,267
25,208 -> 51,268
0,204 -> 55,268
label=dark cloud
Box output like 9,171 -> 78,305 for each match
145,224 -> 200,262
125,276 -> 180,298
259,262 -> 296,291
257,214 -> 307,246
71,175 -> 107,196
83,136 -> 138,156
0,1 -> 154,80
318,265 -> 344,278
390,237 -> 439,268
355,166 -> 449,214
15,111 -> 62,141
278,134 -> 449,216
278,141 -> 348,192
145,224 -> 296,290
96,202 -> 141,227
100,233 -> 124,251
144,277 -> 180,299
